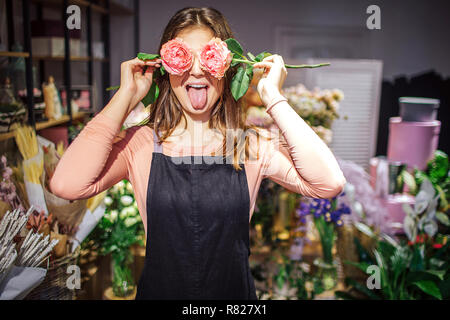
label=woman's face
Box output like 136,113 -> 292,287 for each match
169,26 -> 224,120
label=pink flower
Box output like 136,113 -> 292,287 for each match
159,37 -> 193,75
200,37 -> 232,79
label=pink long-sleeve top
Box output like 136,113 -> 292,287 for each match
50,100 -> 347,235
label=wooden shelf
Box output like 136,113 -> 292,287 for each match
33,55 -> 109,62
35,112 -> 87,130
0,51 -> 30,58
0,112 -> 88,142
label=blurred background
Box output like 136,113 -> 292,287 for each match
0,0 -> 449,300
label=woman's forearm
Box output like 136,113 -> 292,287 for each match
100,88 -> 134,125
266,99 -> 347,197
49,89 -> 133,199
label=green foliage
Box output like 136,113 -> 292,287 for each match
336,223 -> 449,300
413,150 -> 450,213
230,65 -> 253,101
136,52 -> 159,60
83,179 -> 144,297
314,214 -> 336,264
224,38 -> 244,57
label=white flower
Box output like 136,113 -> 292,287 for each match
109,210 -> 118,222
124,217 -> 138,228
332,89 -> 344,101
120,195 -> 133,206
104,196 -> 113,206
111,181 -> 124,194
126,182 -> 134,193
113,180 -> 125,193
120,206 -> 136,219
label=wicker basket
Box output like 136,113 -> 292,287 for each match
24,247 -> 80,300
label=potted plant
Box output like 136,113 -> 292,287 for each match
336,177 -> 449,300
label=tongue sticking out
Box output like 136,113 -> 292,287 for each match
187,87 -> 208,109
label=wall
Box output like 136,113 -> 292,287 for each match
108,0 -> 450,87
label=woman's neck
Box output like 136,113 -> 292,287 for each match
169,110 -> 221,147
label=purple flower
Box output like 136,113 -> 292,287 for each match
340,204 -> 351,215
310,199 -> 321,209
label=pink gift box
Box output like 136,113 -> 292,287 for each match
387,117 -> 440,171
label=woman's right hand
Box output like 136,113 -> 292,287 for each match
119,57 -> 162,113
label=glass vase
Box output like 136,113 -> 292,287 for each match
313,257 -> 338,291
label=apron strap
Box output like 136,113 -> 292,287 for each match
152,129 -> 163,153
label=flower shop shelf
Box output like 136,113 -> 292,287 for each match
0,112 -> 87,142
0,51 -> 30,58
35,112 -> 87,130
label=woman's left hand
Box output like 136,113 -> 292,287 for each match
253,54 -> 288,107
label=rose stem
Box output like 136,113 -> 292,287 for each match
232,58 -> 330,69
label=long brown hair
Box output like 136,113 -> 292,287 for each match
148,7 -> 268,171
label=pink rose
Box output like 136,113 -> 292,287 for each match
160,37 -> 194,75
200,38 -> 232,79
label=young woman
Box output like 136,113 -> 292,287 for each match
50,7 -> 346,300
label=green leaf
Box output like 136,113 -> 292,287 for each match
414,169 -> 428,189
427,150 -> 448,184
407,270 -> 445,284
436,211 -> 450,226
402,169 -> 417,194
141,81 -> 159,107
425,270 -> 446,281
224,38 -> 243,56
413,280 -> 442,299
254,51 -> 272,62
354,222 -> 376,239
247,52 -> 256,61
230,65 -> 252,101
137,52 -> 160,60
435,185 -> 448,210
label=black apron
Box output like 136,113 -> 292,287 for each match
135,129 -> 257,300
